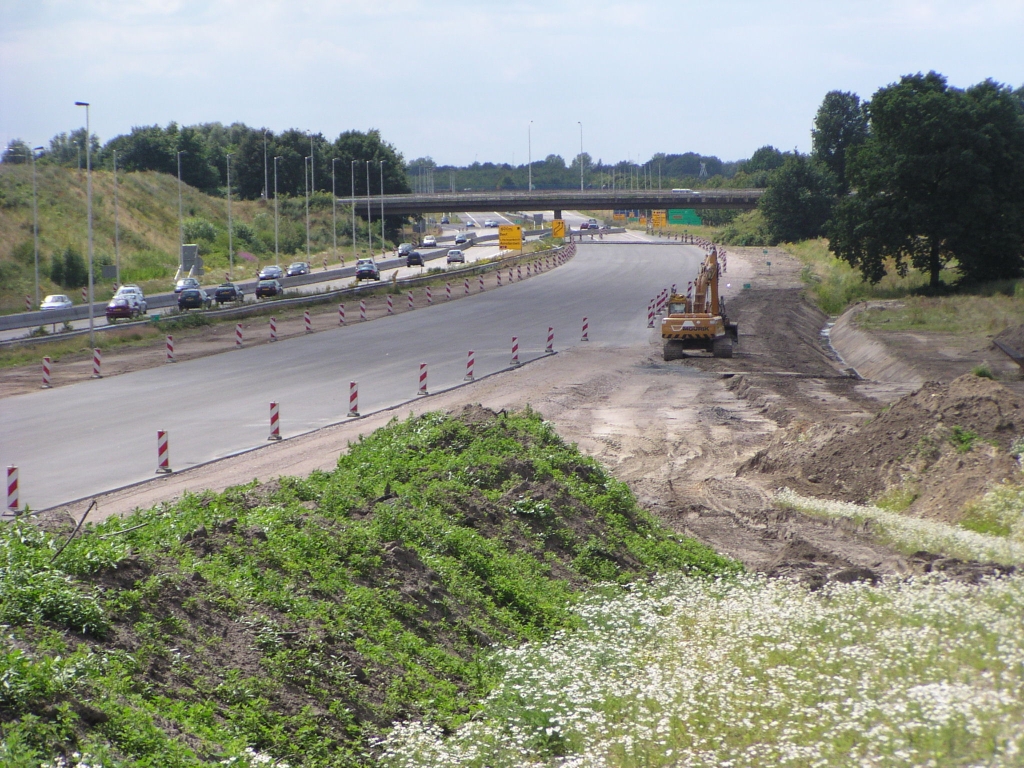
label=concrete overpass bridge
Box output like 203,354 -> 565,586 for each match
352,188 -> 762,218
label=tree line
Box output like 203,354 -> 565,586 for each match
757,72 -> 1024,287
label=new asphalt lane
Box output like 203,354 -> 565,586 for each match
1,241 -> 707,511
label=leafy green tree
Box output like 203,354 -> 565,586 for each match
759,155 -> 838,244
829,72 -> 1024,287
742,145 -> 786,174
50,245 -> 88,288
811,90 -> 868,191
2,139 -> 31,164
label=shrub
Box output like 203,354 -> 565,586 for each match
49,246 -> 88,288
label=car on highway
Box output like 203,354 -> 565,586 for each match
440,216 -> 450,224
40,294 -> 74,311
671,188 -> 695,194
446,249 -> 465,264
214,282 -> 245,304
398,243 -> 415,256
588,218 -> 598,228
115,285 -> 147,313
105,296 -> 142,323
484,219 -> 499,227
255,279 -> 283,298
174,277 -> 201,293
177,288 -> 212,311
454,232 -> 471,245
258,265 -> 284,280
286,261 -> 310,276
354,258 -> 380,281
579,222 -> 589,230
406,251 -> 424,267
421,235 -> 437,248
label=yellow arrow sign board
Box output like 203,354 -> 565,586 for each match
499,225 -> 523,250
652,210 -> 667,227
551,219 -> 566,238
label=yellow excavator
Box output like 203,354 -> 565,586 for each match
661,246 -> 738,360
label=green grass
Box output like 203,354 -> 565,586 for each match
0,407 -> 737,767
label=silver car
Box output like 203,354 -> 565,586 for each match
446,249 -> 465,264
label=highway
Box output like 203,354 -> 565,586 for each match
1,238 -> 706,512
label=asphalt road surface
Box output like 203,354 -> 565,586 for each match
1,241 -> 706,511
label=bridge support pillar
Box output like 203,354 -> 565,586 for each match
553,209 -> 561,221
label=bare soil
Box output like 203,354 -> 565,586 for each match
32,243 -> 1024,585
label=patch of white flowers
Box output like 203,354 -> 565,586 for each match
377,573 -> 1024,767
776,488 -> 1024,564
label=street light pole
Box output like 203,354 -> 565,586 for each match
350,159 -> 357,263
365,160 -> 372,256
226,152 -> 234,279
331,158 -> 338,265
308,133 -> 315,193
176,150 -> 186,261
74,101 -> 94,347
578,121 -> 584,191
273,156 -> 281,264
31,146 -> 43,307
304,155 -> 312,263
113,149 -> 120,286
263,130 -> 269,200
528,120 -> 533,192
379,160 -> 385,251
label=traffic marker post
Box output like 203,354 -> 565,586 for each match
166,335 -> 175,363
81,287 -> 87,303
526,263 -> 531,277
647,302 -> 655,328
517,265 -> 522,281
581,317 -> 589,341
348,381 -> 360,417
417,363 -> 429,395
497,270 -> 502,286
463,278 -> 469,295
268,402 -> 282,441
339,303 -> 345,326
545,327 -> 554,354
235,323 -> 243,349
270,317 -> 278,341
508,268 -> 513,284
478,275 -> 484,292
408,291 -> 414,310
156,430 -> 172,474
25,296 -> 31,311
464,350 -> 475,381
446,282 -> 452,301
91,349 -> 102,379
304,310 -> 312,334
511,336 -> 520,366
360,300 -> 367,321
426,286 -> 432,305
387,295 -> 394,315
6,466 -> 19,514
42,357 -> 52,388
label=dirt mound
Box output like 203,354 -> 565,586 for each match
994,324 -> 1024,357
740,373 -> 1024,521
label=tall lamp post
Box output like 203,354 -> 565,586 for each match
304,156 -> 312,263
263,129 -> 269,200
578,121 -> 584,191
74,101 -> 95,347
30,146 -> 43,307
176,150 -> 186,262
365,160 -> 372,256
112,149 -> 120,286
351,159 -> 357,262
331,158 -> 338,264
308,133 -> 315,193
273,156 -> 281,264
528,120 -> 533,192
226,152 -> 234,279
379,160 -> 385,251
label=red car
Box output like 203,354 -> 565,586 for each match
105,296 -> 141,323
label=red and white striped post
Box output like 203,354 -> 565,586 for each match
270,317 -> 278,342
82,287 -> 87,303
304,310 -> 312,334
339,303 -> 345,326
426,286 -> 433,305
156,430 -> 172,474
348,381 -> 360,417
360,300 -> 367,321
166,335 -> 175,363
508,268 -> 513,283
235,323 -> 243,349
387,294 -> 394,315
464,350 -> 475,381
478,275 -> 485,292
517,265 -> 522,281
647,302 -> 655,328
91,348 -> 102,379
408,291 -> 414,310
581,317 -> 589,342
6,466 -> 19,513
268,402 -> 282,441
526,263 -> 531,277
417,363 -> 429,395
463,278 -> 469,295
497,270 -> 502,286
42,357 -> 52,388
25,296 -> 31,311
511,336 -> 520,366
446,282 -> 452,301
545,327 -> 554,354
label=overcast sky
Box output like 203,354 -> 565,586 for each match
2,0 -> 1023,168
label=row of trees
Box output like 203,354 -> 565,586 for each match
758,73 -> 1024,287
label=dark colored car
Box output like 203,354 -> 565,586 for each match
354,258 -> 380,281
286,261 -> 310,276
214,282 -> 244,304
579,222 -> 590,230
105,296 -> 140,323
440,216 -> 450,224
177,288 -> 212,311
454,233 -> 469,245
174,277 -> 201,293
406,251 -> 424,267
258,265 -> 284,280
255,279 -> 283,298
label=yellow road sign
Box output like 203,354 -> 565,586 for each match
551,219 -> 566,238
652,210 -> 667,227
499,225 -> 523,250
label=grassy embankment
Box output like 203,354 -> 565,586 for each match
0,406 -> 738,767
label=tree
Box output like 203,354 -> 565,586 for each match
742,145 -> 786,174
2,139 -> 31,164
50,245 -> 88,288
811,90 -> 868,191
759,155 -> 837,244
829,72 -> 1024,287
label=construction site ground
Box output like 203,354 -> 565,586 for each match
34,244 -> 1024,584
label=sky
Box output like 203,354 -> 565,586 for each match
2,0 -> 1023,168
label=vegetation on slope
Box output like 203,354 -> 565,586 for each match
0,406 -> 738,767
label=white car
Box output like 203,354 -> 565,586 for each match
422,235 -> 437,247
115,285 -> 147,313
40,294 -> 73,310
446,249 -> 466,264
484,219 -> 499,227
